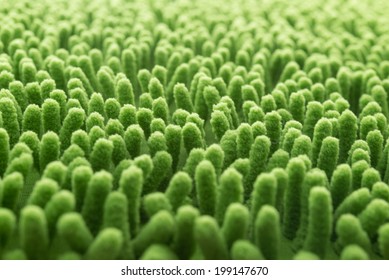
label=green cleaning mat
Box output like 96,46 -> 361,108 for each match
0,0 -> 389,260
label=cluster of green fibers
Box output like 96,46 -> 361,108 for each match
1,0 -> 389,260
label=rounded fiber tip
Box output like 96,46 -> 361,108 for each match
231,240 -> 264,260
222,203 -> 249,248
303,187 -> 332,259
86,228 -> 123,260
143,192 -> 172,217
57,212 -> 93,254
293,251 -> 319,260
254,205 -> 281,260
140,244 -> 178,260
358,199 -> 389,239
335,214 -> 371,253
132,210 -> 175,257
165,171 -> 192,211
340,245 -> 369,260
195,160 -> 217,216
19,205 -> 49,260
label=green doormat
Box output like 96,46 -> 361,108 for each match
0,0 -> 389,260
